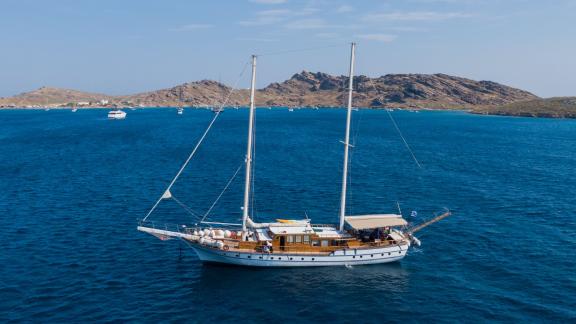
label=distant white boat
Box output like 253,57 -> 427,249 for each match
71,108 -> 78,112
288,108 -> 294,112
108,110 -> 126,120
178,107 -> 184,115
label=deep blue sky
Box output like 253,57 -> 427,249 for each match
1,0 -> 574,97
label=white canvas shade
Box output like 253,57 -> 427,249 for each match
344,214 -> 407,230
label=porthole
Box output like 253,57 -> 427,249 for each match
271,257 -> 274,260
371,254 -> 374,257
248,256 -> 251,258
301,258 -> 304,260
388,252 -> 391,255
353,256 -> 356,258
278,257 -> 281,260
381,253 -> 384,256
290,257 -> 293,260
235,254 -> 239,257
312,258 -> 315,261
399,251 -> 401,254
360,256 -> 363,258
259,256 -> 262,259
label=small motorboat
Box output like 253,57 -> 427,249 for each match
108,109 -> 127,119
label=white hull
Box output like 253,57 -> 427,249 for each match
108,111 -> 127,119
190,243 -> 409,267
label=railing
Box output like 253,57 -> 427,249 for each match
138,219 -> 241,233
137,220 -> 196,235
310,223 -> 338,229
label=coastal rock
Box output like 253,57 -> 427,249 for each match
0,71 -> 538,110
473,97 -> 576,118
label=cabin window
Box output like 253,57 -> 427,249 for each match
312,240 -> 320,247
287,235 -> 294,243
295,235 -> 302,243
321,240 -> 329,247
303,235 -> 310,243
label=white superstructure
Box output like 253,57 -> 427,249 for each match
108,110 -> 126,119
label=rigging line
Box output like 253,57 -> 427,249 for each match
216,61 -> 251,109
200,163 -> 244,223
142,112 -> 220,222
171,195 -> 203,220
348,107 -> 365,217
257,43 -> 347,57
142,60 -> 251,222
365,77 -> 423,169
386,109 -> 422,169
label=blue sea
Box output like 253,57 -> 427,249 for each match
0,108 -> 574,322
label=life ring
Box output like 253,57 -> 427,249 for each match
223,245 -> 229,251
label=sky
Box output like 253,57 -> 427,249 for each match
0,0 -> 575,98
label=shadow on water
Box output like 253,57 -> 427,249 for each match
195,261 -> 410,293
169,258 -> 412,321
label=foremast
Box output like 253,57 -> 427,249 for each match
339,42 -> 356,231
242,55 -> 257,232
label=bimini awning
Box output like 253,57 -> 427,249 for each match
344,214 -> 407,230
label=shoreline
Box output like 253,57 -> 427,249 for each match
1,106 -> 574,119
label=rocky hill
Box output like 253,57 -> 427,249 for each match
0,86 -> 112,106
116,80 -> 248,107
473,97 -> 576,118
0,72 -> 538,109
258,71 -> 538,108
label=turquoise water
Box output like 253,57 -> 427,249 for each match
0,108 -> 574,322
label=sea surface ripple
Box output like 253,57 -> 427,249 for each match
0,108 -> 574,322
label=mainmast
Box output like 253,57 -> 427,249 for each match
339,42 -> 356,231
242,55 -> 257,232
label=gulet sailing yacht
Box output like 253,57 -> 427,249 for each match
137,43 -> 450,267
